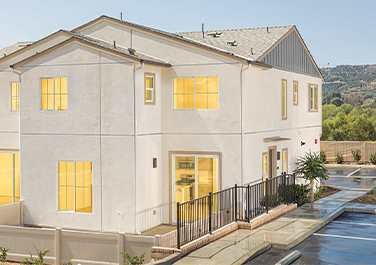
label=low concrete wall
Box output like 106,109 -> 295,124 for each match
0,201 -> 23,226
0,224 -> 154,265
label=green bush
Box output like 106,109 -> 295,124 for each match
121,252 -> 145,265
351,149 -> 362,163
370,187 -> 376,195
336,152 -> 344,164
370,153 -> 376,164
295,184 -> 310,206
314,186 -> 325,199
23,246 -> 50,265
0,247 -> 8,265
320,151 -> 327,164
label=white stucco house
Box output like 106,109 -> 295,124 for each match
0,15 -> 322,234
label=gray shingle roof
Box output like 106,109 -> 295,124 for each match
177,26 -> 294,61
0,42 -> 33,58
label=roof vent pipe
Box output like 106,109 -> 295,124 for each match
128,48 -> 136,55
113,41 -> 116,48
251,48 -> 254,55
202,23 -> 204,38
267,27 -> 269,33
120,12 -> 123,21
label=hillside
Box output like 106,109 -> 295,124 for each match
321,65 -> 376,107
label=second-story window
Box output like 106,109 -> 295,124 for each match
41,77 -> 67,111
282,79 -> 287,119
145,73 -> 155,105
11,82 -> 19,111
173,76 -> 218,110
309,84 -> 318,111
293,81 -> 298,105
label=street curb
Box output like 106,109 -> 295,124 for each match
275,250 -> 301,265
235,243 -> 272,265
148,253 -> 181,265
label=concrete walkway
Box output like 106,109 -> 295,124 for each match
174,190 -> 367,265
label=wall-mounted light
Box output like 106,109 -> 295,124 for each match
301,141 -> 306,146
153,158 -> 157,168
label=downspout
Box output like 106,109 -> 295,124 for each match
134,61 -> 144,234
240,62 -> 251,186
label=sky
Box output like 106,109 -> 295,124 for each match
1,0 -> 375,67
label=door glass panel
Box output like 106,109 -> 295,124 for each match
14,154 -> 20,202
197,157 -> 218,219
174,156 -> 195,220
0,153 -> 13,206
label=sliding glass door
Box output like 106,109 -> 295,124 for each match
172,154 -> 219,222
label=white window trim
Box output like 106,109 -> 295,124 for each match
56,160 -> 93,214
40,77 -> 68,111
282,148 -> 288,173
309,84 -> 318,112
282,79 -> 287,120
10,82 -> 19,112
172,76 -> 220,111
293,81 -> 298,105
145,73 -> 155,104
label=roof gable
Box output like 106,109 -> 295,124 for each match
259,28 -> 322,78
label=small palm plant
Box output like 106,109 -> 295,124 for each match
294,151 -> 329,203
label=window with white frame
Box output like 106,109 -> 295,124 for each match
145,73 -> 155,104
41,77 -> 67,110
293,81 -> 298,105
58,161 -> 92,213
282,149 -> 288,172
309,84 -> 318,111
282,79 -> 287,119
11,82 -> 19,111
173,76 -> 218,110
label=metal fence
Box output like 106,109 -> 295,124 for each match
321,141 -> 376,163
176,172 -> 296,248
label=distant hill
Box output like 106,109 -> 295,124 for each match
321,65 -> 376,106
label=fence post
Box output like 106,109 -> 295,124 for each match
247,185 -> 250,223
55,227 -> 61,265
265,179 -> 269,213
209,192 -> 212,234
293,173 -> 296,203
234,184 -> 238,221
177,202 -> 180,249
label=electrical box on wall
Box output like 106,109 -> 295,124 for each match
277,151 -> 281,160
153,158 -> 157,168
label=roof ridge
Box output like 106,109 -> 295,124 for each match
177,25 -> 295,34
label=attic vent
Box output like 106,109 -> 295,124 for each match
207,32 -> 222,38
227,40 -> 237,47
128,48 -> 136,55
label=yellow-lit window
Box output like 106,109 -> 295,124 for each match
282,80 -> 287,119
41,77 -> 67,110
293,81 -> 298,105
173,77 -> 219,110
145,73 -> 155,104
282,149 -> 288,172
173,78 -> 194,109
11,82 -> 19,111
309,84 -> 318,111
0,152 -> 20,206
58,161 -> 92,213
262,153 -> 268,181
196,77 -> 219,110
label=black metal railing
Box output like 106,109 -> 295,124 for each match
177,172 -> 296,248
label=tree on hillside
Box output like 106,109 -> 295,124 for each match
330,97 -> 344,107
348,114 -> 376,141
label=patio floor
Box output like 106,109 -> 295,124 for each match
141,224 -> 176,236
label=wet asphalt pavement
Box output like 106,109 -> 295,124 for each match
245,212 -> 376,265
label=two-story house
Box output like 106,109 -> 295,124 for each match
0,15 -> 322,234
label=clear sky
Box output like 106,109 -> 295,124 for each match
1,0 -> 375,67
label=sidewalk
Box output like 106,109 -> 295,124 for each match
174,190 -> 367,265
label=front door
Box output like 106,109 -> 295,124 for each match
172,154 -> 220,223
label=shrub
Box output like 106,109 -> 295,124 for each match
370,187 -> 376,195
320,150 -> 327,164
121,252 -> 145,265
295,184 -> 310,206
63,262 -> 72,265
23,246 -> 50,265
336,152 -> 344,164
370,153 -> 376,164
314,186 -> 325,199
351,149 -> 362,163
0,247 -> 8,265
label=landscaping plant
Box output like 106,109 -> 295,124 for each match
294,184 -> 310,206
370,187 -> 376,195
320,150 -> 327,164
294,151 -> 329,203
335,152 -> 344,164
0,247 -> 8,265
23,246 -> 50,265
370,153 -> 376,165
120,252 -> 145,265
351,149 -> 362,163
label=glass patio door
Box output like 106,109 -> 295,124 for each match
172,154 -> 219,223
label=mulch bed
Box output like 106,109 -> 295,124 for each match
314,186 -> 341,201
350,193 -> 376,205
